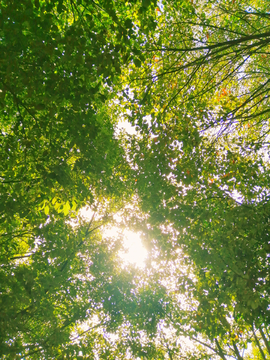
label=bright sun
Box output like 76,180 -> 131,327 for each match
104,227 -> 148,268
79,207 -> 148,268
119,229 -> 148,268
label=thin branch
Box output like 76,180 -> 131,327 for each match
145,31 -> 270,53
215,338 -> 227,360
253,326 -> 267,360
259,325 -> 270,355
1,82 -> 40,126
24,347 -> 44,358
232,341 -> 243,360
10,253 -> 34,260
0,177 -> 40,184
161,332 -> 173,360
69,320 -> 106,342
190,335 -> 218,354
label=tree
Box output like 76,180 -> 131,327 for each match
118,0 -> 270,357
124,0 -> 270,152
1,0 -> 270,358
0,0 -> 162,358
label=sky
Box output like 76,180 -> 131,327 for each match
80,206 -> 148,268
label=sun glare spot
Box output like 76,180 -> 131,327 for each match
79,207 -> 148,268
120,230 -> 148,268
103,227 -> 148,268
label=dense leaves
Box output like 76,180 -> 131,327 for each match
118,0 -> 270,358
1,0 -> 270,358
0,0 -> 160,358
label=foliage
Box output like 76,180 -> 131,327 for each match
118,0 -> 270,358
0,0 -> 161,358
1,0 -> 270,358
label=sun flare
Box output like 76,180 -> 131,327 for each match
120,229 -> 148,268
103,226 -> 148,268
80,207 -> 148,268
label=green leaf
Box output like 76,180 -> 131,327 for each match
133,58 -> 142,68
63,201 -> 70,216
44,205 -> 49,215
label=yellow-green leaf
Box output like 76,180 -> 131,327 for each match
44,205 -> 49,215
63,201 -> 70,216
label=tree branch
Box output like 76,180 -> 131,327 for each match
146,31 -> 270,53
253,326 -> 267,360
259,325 -> 270,355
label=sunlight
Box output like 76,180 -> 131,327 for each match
79,207 -> 148,268
104,226 -> 148,268
120,229 -> 148,268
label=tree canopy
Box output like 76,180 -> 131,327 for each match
1,0 -> 270,359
